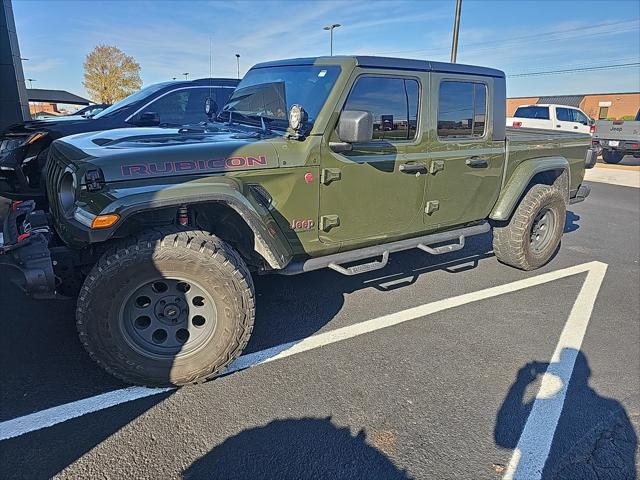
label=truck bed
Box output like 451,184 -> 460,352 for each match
506,126 -> 592,192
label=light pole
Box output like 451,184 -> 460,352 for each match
26,78 -> 35,89
182,72 -> 189,80
235,54 -> 240,79
450,0 -> 462,63
323,23 -> 341,56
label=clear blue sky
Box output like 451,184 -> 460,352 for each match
13,0 -> 640,99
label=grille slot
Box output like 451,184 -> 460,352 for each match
46,146 -> 67,221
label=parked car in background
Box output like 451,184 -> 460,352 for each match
71,103 -> 111,118
0,77 -> 239,201
592,110 -> 640,163
507,104 -> 594,134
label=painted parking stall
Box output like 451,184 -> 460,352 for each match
0,181 -> 638,479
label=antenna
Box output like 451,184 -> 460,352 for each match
207,33 -> 213,125
209,34 -> 212,80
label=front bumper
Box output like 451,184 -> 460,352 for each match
0,145 -> 46,199
0,200 -> 57,298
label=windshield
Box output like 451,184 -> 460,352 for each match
219,65 -> 341,130
92,83 -> 172,119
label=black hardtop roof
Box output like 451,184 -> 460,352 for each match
253,56 -> 505,78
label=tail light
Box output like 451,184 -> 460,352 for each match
590,124 -> 596,134
512,121 -> 522,128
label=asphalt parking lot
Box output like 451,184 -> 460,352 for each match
0,169 -> 639,479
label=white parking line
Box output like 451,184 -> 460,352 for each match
0,261 -> 607,444
503,260 -> 607,480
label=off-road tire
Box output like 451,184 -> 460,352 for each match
493,184 -> 566,271
76,227 -> 255,386
602,150 -> 624,164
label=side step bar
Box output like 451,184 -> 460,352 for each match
278,222 -> 490,276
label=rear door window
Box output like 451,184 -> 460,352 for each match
437,81 -> 487,138
556,107 -> 572,122
513,106 -> 550,120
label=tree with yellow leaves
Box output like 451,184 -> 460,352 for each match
83,45 -> 142,104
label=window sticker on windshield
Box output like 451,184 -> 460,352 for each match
318,70 -> 327,77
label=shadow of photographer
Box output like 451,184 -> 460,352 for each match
183,416 -> 411,480
495,348 -> 637,479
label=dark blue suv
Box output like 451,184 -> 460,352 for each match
0,77 -> 238,200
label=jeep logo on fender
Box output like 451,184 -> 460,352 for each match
121,155 -> 268,176
290,219 -> 315,231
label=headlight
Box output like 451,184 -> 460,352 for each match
59,171 -> 77,214
0,138 -> 24,153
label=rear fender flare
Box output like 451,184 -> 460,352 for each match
490,156 -> 570,221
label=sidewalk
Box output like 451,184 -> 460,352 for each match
585,163 -> 640,189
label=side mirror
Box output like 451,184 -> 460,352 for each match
135,112 -> 160,127
338,110 -> 373,143
204,98 -> 218,121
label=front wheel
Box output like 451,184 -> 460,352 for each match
493,184 -> 566,271
76,228 -> 255,386
602,149 -> 624,164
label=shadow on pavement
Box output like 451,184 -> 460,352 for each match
0,212 -> 585,477
183,416 -> 410,480
495,349 -> 637,479
564,211 -> 580,233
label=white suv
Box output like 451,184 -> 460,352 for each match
507,104 -> 594,134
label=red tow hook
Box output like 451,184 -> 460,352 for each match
17,233 -> 30,242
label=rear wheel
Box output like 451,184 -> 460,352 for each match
76,227 -> 255,386
602,149 -> 624,164
493,184 -> 566,271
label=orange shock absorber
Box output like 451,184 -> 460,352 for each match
177,205 -> 189,226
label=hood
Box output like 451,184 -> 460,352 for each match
4,116 -> 92,137
54,126 -> 281,183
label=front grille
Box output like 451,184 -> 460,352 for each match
46,144 -> 67,222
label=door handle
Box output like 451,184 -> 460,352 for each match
573,126 -> 579,129
556,125 -> 561,128
399,163 -> 428,174
465,157 -> 488,168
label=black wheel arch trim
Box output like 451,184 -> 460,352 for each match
98,191 -> 292,270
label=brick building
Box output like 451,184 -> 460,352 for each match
26,88 -> 91,117
507,92 -> 640,120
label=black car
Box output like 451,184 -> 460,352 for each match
0,77 -> 238,200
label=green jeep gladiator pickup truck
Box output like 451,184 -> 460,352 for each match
0,56 -> 596,386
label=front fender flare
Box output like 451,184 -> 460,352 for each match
102,183 -> 292,269
490,156 -> 570,221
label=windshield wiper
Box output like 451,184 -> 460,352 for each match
221,110 -> 283,133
